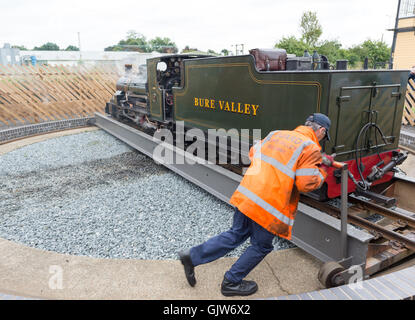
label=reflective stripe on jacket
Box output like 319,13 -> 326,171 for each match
229,126 -> 327,240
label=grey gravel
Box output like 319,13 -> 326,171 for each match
0,130 -> 133,175
0,129 -> 295,260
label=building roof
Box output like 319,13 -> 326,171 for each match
20,51 -> 161,61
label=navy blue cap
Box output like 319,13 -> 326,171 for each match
307,113 -> 331,141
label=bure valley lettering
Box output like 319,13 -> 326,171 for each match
194,97 -> 260,116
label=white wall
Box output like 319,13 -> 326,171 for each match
20,51 -> 162,69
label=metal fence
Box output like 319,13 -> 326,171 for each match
403,79 -> 415,126
0,64 -> 120,128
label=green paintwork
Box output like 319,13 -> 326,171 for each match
172,55 -> 328,139
160,54 -> 408,161
327,72 -> 407,161
147,58 -> 164,121
128,84 -> 146,95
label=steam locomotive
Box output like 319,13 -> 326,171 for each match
105,49 -> 409,200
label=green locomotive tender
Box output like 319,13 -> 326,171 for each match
105,49 -> 409,199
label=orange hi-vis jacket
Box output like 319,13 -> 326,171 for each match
230,126 -> 327,240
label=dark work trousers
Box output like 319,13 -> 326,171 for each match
190,207 -> 275,284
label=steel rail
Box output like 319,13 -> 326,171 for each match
301,196 -> 415,252
349,195 -> 415,229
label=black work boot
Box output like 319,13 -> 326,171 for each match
178,249 -> 196,287
221,276 -> 258,297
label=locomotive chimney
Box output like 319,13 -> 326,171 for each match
125,64 -> 133,73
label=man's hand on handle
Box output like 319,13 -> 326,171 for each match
320,153 -> 336,173
322,154 -> 335,166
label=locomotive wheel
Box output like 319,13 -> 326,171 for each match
318,261 -> 345,288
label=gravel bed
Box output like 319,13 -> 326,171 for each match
0,130 -> 133,175
0,129 -> 295,260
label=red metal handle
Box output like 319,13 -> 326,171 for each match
332,161 -> 346,169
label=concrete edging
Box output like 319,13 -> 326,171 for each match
0,125 -> 324,300
0,117 -> 96,144
0,121 -> 414,300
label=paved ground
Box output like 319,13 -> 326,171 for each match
0,237 -> 324,300
0,127 -> 414,300
399,151 -> 415,177
0,127 -> 324,300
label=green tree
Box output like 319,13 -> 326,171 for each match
105,30 -> 150,52
33,42 -> 60,51
65,45 -> 79,51
360,39 -> 391,67
337,48 -> 360,67
207,49 -> 219,56
149,37 -> 178,53
316,40 -> 341,59
275,12 -> 323,56
316,39 -> 358,66
345,40 -> 390,68
105,31 -> 180,53
300,11 -> 323,47
221,49 -> 230,56
274,10 -> 390,69
12,45 -> 28,51
181,45 -> 199,53
104,45 -> 120,52
275,36 -> 310,57
120,31 -> 149,52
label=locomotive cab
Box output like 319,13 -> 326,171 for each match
146,54 -> 213,123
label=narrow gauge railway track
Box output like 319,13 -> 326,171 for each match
207,163 -> 415,255
225,165 -> 415,278
107,114 -> 415,247
95,112 -> 415,285
302,194 -> 415,252
301,180 -> 415,278
349,196 -> 415,229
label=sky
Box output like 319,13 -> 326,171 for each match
0,0 -> 400,53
